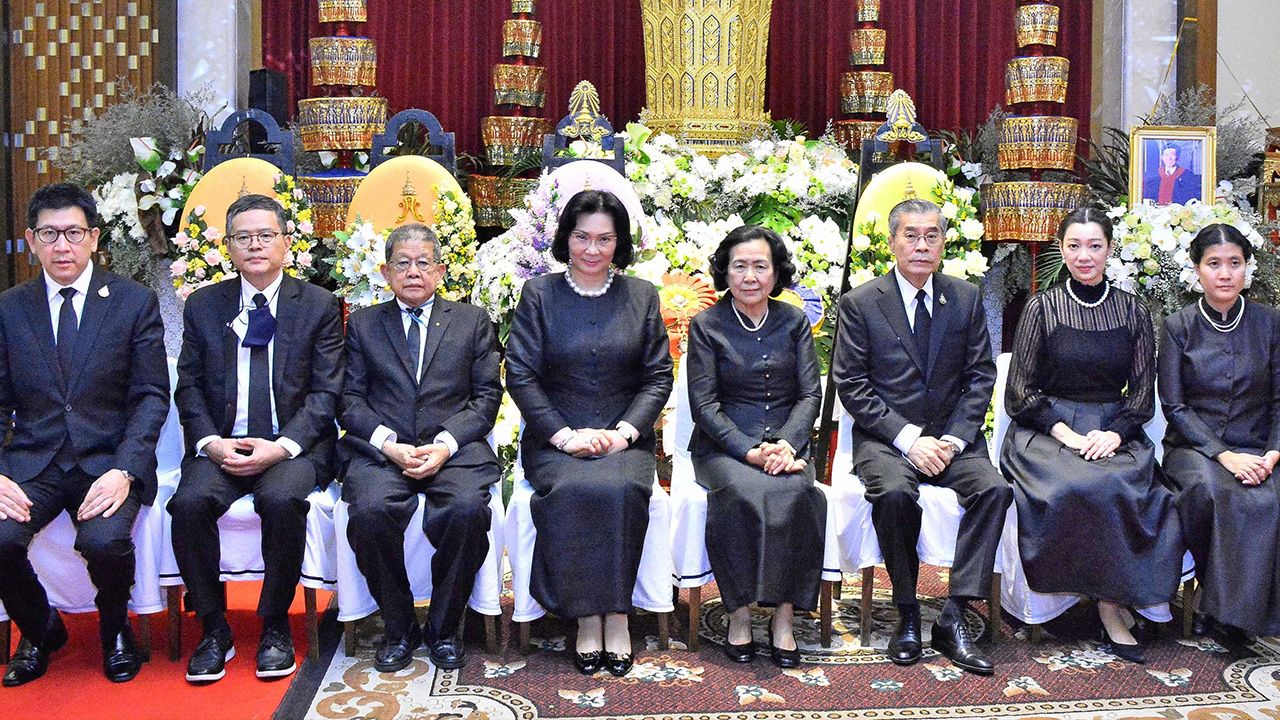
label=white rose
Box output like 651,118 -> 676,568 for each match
849,267 -> 876,288
941,257 -> 968,278
941,202 -> 959,220
959,218 -> 984,241
851,233 -> 872,252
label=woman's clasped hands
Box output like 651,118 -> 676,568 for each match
746,440 -> 806,476
560,429 -> 629,459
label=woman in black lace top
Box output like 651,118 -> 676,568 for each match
1001,208 -> 1183,664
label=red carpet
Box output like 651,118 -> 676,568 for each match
2,582 -> 330,720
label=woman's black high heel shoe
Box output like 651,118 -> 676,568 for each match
573,650 -> 603,675
767,626 -> 801,669
603,650 -> 633,677
1097,626 -> 1145,664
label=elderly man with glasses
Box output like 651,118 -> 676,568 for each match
169,193 -> 343,683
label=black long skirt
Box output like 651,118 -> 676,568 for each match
1000,398 -> 1183,606
694,452 -> 826,613
1164,445 -> 1280,636
525,443 -> 653,619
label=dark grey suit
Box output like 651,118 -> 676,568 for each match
339,297 -> 501,639
0,268 -> 169,640
832,271 -> 1010,604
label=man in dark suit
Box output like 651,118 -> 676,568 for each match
1142,143 -> 1202,205
341,223 -> 501,672
0,183 -> 169,685
832,198 -> 1012,676
170,193 -> 343,683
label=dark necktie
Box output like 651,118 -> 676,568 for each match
913,287 -> 931,372
406,307 -> 424,384
56,287 -> 78,381
246,293 -> 273,438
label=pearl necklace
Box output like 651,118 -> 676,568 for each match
1197,296 -> 1245,333
1064,279 -> 1110,308
731,301 -> 768,332
565,267 -> 615,298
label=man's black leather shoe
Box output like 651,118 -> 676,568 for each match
102,626 -> 143,683
374,623 -> 422,673
185,631 -> 235,683
887,605 -> 922,665
1191,611 -> 1211,637
256,625 -> 297,679
931,618 -> 994,676
426,633 -> 467,670
2,611 -> 68,687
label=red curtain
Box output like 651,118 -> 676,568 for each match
262,0 -> 1092,158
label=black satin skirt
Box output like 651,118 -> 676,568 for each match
1164,445 -> 1280,636
694,452 -> 826,613
1000,398 -> 1183,606
524,442 -> 653,619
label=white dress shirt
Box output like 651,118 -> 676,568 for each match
195,273 -> 302,459
368,297 -> 459,457
890,266 -> 968,457
45,264 -> 93,342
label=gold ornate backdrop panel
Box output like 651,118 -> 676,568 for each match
8,0 -> 159,283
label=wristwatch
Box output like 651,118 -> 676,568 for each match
118,469 -> 135,483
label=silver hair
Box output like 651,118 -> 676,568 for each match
384,223 -> 442,263
887,198 -> 948,237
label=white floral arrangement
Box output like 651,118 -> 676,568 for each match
1105,200 -> 1273,317
170,173 -> 318,300
330,188 -> 478,309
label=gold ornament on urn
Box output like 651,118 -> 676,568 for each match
641,0 -> 773,156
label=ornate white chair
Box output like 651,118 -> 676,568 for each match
668,359 -> 842,650
991,352 -> 1196,639
830,372 -> 1006,648
332,436 -> 505,655
0,358 -> 181,664
504,425 -> 673,652
157,452 -> 340,661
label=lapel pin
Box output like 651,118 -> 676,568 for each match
938,293 -> 946,305
98,285 -> 110,298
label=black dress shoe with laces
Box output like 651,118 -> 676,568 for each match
185,631 -> 235,683
572,650 -> 603,675
887,605 -> 922,666
102,626 -> 143,683
2,611 -> 68,687
931,618 -> 994,675
603,650 -> 634,677
256,625 -> 296,679
374,623 -> 422,673
425,632 -> 467,670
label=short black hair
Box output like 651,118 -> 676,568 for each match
385,223 -> 442,263
27,182 -> 99,229
225,193 -> 287,234
1057,206 -> 1114,246
550,190 -> 634,269
708,224 -> 796,296
1189,222 -> 1253,264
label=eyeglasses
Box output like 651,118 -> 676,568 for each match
902,232 -> 943,247
569,232 -> 617,250
33,226 -> 90,244
229,231 -> 281,248
388,258 -> 440,274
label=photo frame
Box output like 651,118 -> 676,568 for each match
1129,126 -> 1217,206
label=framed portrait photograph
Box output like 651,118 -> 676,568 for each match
1129,126 -> 1217,206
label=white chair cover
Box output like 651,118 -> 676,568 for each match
504,425 -> 674,623
668,359 -> 841,589
991,352 -> 1193,625
333,476 -> 506,622
0,358 -> 183,622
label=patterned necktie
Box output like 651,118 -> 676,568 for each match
406,307 -> 424,383
913,287 -> 931,373
56,287 -> 78,380
246,293 -> 273,438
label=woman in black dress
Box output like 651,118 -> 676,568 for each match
1159,223 -> 1280,641
505,190 -> 673,677
685,225 -> 825,668
1001,207 -> 1182,663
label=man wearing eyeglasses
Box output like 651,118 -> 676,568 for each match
831,198 -> 1010,676
170,193 -> 342,683
0,183 -> 169,686
339,223 -> 501,671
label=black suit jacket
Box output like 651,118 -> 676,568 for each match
339,297 -> 502,469
175,274 -> 344,479
0,268 -> 170,502
832,271 -> 995,456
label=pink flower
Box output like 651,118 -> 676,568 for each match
295,251 -> 312,268
204,226 -> 223,241
203,249 -> 223,266
297,220 -> 314,235
173,232 -> 191,251
176,285 -> 194,301
170,259 -> 188,276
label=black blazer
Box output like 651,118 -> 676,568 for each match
0,268 -> 170,503
175,274 -> 344,479
832,271 -> 995,454
339,296 -> 502,469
